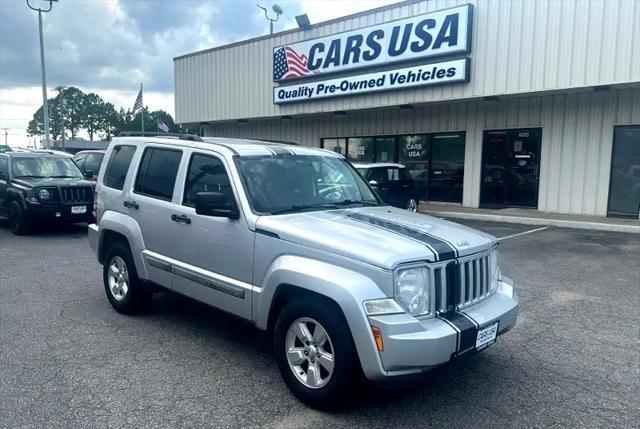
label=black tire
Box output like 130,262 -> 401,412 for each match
274,298 -> 363,409
8,200 -> 30,235
102,241 -> 151,314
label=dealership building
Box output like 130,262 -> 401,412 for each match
174,0 -> 640,218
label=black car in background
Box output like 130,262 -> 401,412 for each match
354,163 -> 420,212
0,152 -> 94,235
73,150 -> 106,181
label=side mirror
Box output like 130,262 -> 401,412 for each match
195,192 -> 240,220
368,180 -> 378,187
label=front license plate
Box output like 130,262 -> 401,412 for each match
71,205 -> 87,215
476,322 -> 499,350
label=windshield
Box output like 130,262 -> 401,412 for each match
12,157 -> 84,179
235,155 -> 380,215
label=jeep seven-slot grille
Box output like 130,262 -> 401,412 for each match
61,186 -> 93,204
434,251 -> 493,313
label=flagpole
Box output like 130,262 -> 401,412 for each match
140,83 -> 144,134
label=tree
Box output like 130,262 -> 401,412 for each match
55,86 -> 85,138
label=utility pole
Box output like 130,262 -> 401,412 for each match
26,0 -> 57,149
1,128 -> 8,145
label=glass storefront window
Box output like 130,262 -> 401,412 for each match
375,138 -> 395,163
347,137 -> 375,163
321,138 -> 346,156
399,135 -> 430,200
430,133 -> 465,203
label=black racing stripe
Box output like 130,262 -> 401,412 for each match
345,212 -> 456,261
440,311 -> 477,352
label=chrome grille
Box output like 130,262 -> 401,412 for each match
434,250 -> 494,313
61,186 -> 93,204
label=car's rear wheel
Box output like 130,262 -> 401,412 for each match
8,200 -> 30,235
103,241 -> 151,314
274,298 -> 362,408
406,197 -> 418,212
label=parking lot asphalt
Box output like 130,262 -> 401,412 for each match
1,219 -> 638,428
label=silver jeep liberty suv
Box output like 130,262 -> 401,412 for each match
88,135 -> 518,408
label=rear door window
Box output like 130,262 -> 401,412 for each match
386,168 -> 400,182
84,153 -> 104,174
134,148 -> 182,201
103,145 -> 136,190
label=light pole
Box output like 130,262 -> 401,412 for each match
1,128 -> 8,145
257,3 -> 282,35
26,0 -> 57,149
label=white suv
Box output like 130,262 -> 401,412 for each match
88,135 -> 518,408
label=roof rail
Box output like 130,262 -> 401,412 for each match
118,131 -> 203,142
251,138 -> 299,146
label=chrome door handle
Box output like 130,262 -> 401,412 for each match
171,214 -> 191,224
123,200 -> 139,210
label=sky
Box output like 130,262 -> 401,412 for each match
0,0 -> 397,146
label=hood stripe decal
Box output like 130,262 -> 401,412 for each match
344,212 -> 458,261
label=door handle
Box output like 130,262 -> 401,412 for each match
123,200 -> 139,210
171,214 -> 191,224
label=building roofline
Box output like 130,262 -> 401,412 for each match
173,0 -> 410,61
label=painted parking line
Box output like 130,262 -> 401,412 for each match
498,226 -> 549,241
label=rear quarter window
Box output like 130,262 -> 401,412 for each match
103,145 -> 136,190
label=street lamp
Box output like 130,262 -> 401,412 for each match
257,3 -> 282,35
26,0 -> 58,149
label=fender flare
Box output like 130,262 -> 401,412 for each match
97,210 -> 148,279
254,255 -> 389,380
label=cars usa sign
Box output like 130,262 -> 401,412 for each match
272,4 -> 473,82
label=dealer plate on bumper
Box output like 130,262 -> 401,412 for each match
71,205 -> 87,215
476,321 -> 499,351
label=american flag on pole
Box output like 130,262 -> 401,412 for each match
158,120 -> 169,133
132,87 -> 143,113
273,46 -> 318,80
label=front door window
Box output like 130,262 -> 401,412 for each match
608,126 -> 640,218
481,129 -> 541,208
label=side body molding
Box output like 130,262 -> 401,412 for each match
97,210 -> 148,279
254,255 -> 389,380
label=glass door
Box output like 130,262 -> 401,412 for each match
607,126 -> 640,218
481,128 -> 541,208
429,133 -> 466,203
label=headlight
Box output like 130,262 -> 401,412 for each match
489,246 -> 500,292
394,266 -> 430,316
38,188 -> 50,200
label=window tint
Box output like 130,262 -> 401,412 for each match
386,168 -> 400,181
84,153 -> 104,173
73,155 -> 86,170
183,154 -> 233,207
368,168 -> 386,183
104,145 -> 136,190
134,148 -> 182,201
398,168 -> 409,181
0,157 -> 8,179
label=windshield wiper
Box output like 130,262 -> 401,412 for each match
332,199 -> 379,207
271,203 -> 343,215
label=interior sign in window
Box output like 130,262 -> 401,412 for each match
272,4 -> 473,82
274,58 -> 469,104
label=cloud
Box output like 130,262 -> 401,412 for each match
0,0 -> 396,145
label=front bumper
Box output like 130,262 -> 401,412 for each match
88,223 -> 99,256
25,202 -> 93,223
366,277 -> 518,378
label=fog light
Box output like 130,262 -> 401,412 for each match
55,212 -> 61,218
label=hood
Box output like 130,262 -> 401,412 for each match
12,177 -> 94,188
256,206 -> 496,270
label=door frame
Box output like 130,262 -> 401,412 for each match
606,124 -> 640,219
479,127 -> 543,209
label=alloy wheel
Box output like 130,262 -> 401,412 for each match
285,317 -> 335,389
107,256 -> 129,301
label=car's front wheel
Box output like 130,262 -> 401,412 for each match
8,200 -> 30,235
274,298 -> 362,408
103,241 -> 151,314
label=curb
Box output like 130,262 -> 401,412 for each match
421,210 -> 640,234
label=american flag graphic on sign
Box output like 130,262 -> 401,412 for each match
273,46 -> 317,80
